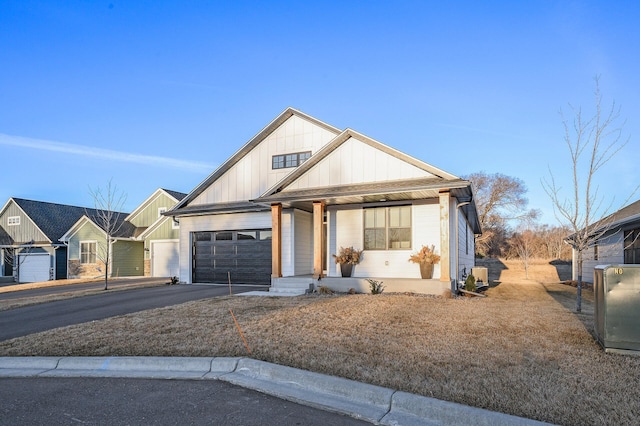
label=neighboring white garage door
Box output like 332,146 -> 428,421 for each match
151,241 -> 179,277
17,254 -> 51,283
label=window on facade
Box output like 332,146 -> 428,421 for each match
80,242 -> 97,264
364,206 -> 412,250
7,216 -> 20,226
272,151 -> 312,169
624,229 -> 640,264
158,207 -> 167,217
172,218 -> 179,229
594,241 -> 599,261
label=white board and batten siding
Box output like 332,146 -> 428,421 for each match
328,202 -> 441,279
577,231 -> 624,283
178,212 -> 272,283
286,136 -> 433,190
191,115 -> 337,207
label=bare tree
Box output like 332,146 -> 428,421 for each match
87,180 -> 127,290
538,224 -> 572,260
465,172 -> 539,257
509,229 -> 537,279
3,244 -> 34,282
542,76 -> 631,312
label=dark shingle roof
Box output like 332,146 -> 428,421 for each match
162,189 -> 188,202
83,210 -> 136,238
12,198 -> 132,242
0,225 -> 12,245
12,198 -> 96,243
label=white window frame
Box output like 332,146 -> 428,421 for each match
80,240 -> 97,264
7,216 -> 20,226
172,218 -> 180,230
158,207 -> 167,218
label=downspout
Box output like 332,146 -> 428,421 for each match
454,201 -> 471,294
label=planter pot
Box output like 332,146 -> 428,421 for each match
340,263 -> 354,278
419,263 -> 434,279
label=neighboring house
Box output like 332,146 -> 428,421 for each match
61,188 -> 186,279
61,211 -> 140,279
167,108 -> 481,294
569,199 -> 640,284
125,188 -> 186,277
0,198 -> 94,282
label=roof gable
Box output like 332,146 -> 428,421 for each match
125,188 -> 186,227
172,108 -> 341,211
261,129 -> 459,196
3,198 -> 97,243
61,209 -> 134,242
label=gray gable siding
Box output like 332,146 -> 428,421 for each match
1,201 -> 48,244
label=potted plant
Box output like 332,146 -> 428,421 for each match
333,246 -> 363,277
408,244 -> 441,279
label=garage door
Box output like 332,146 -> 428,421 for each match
151,241 -> 179,277
17,254 -> 51,283
192,229 -> 271,285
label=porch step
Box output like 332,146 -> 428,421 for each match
269,277 -> 315,295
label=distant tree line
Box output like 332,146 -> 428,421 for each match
466,171 -> 572,261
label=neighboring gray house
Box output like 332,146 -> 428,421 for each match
168,108 -> 481,294
0,198 -> 94,282
570,199 -> 640,283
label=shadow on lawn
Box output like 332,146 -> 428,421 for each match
542,282 -> 596,339
549,259 -> 573,282
475,257 -> 508,287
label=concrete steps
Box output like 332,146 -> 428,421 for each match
269,277 -> 314,295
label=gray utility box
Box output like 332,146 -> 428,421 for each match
594,265 -> 640,355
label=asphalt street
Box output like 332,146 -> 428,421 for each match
0,377 -> 370,425
0,283 -> 264,341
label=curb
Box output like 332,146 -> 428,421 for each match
0,357 -> 551,425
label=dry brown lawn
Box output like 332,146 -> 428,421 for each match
1,259 -> 639,425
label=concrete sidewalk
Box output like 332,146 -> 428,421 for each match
0,356 -> 551,425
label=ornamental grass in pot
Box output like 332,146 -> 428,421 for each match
408,244 -> 441,279
333,246 -> 363,277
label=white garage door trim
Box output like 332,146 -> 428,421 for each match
17,253 -> 51,283
151,240 -> 179,278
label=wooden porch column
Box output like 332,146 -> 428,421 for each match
313,201 -> 325,279
271,203 -> 282,278
439,191 -> 451,282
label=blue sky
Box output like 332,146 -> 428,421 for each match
1,1 -> 638,225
